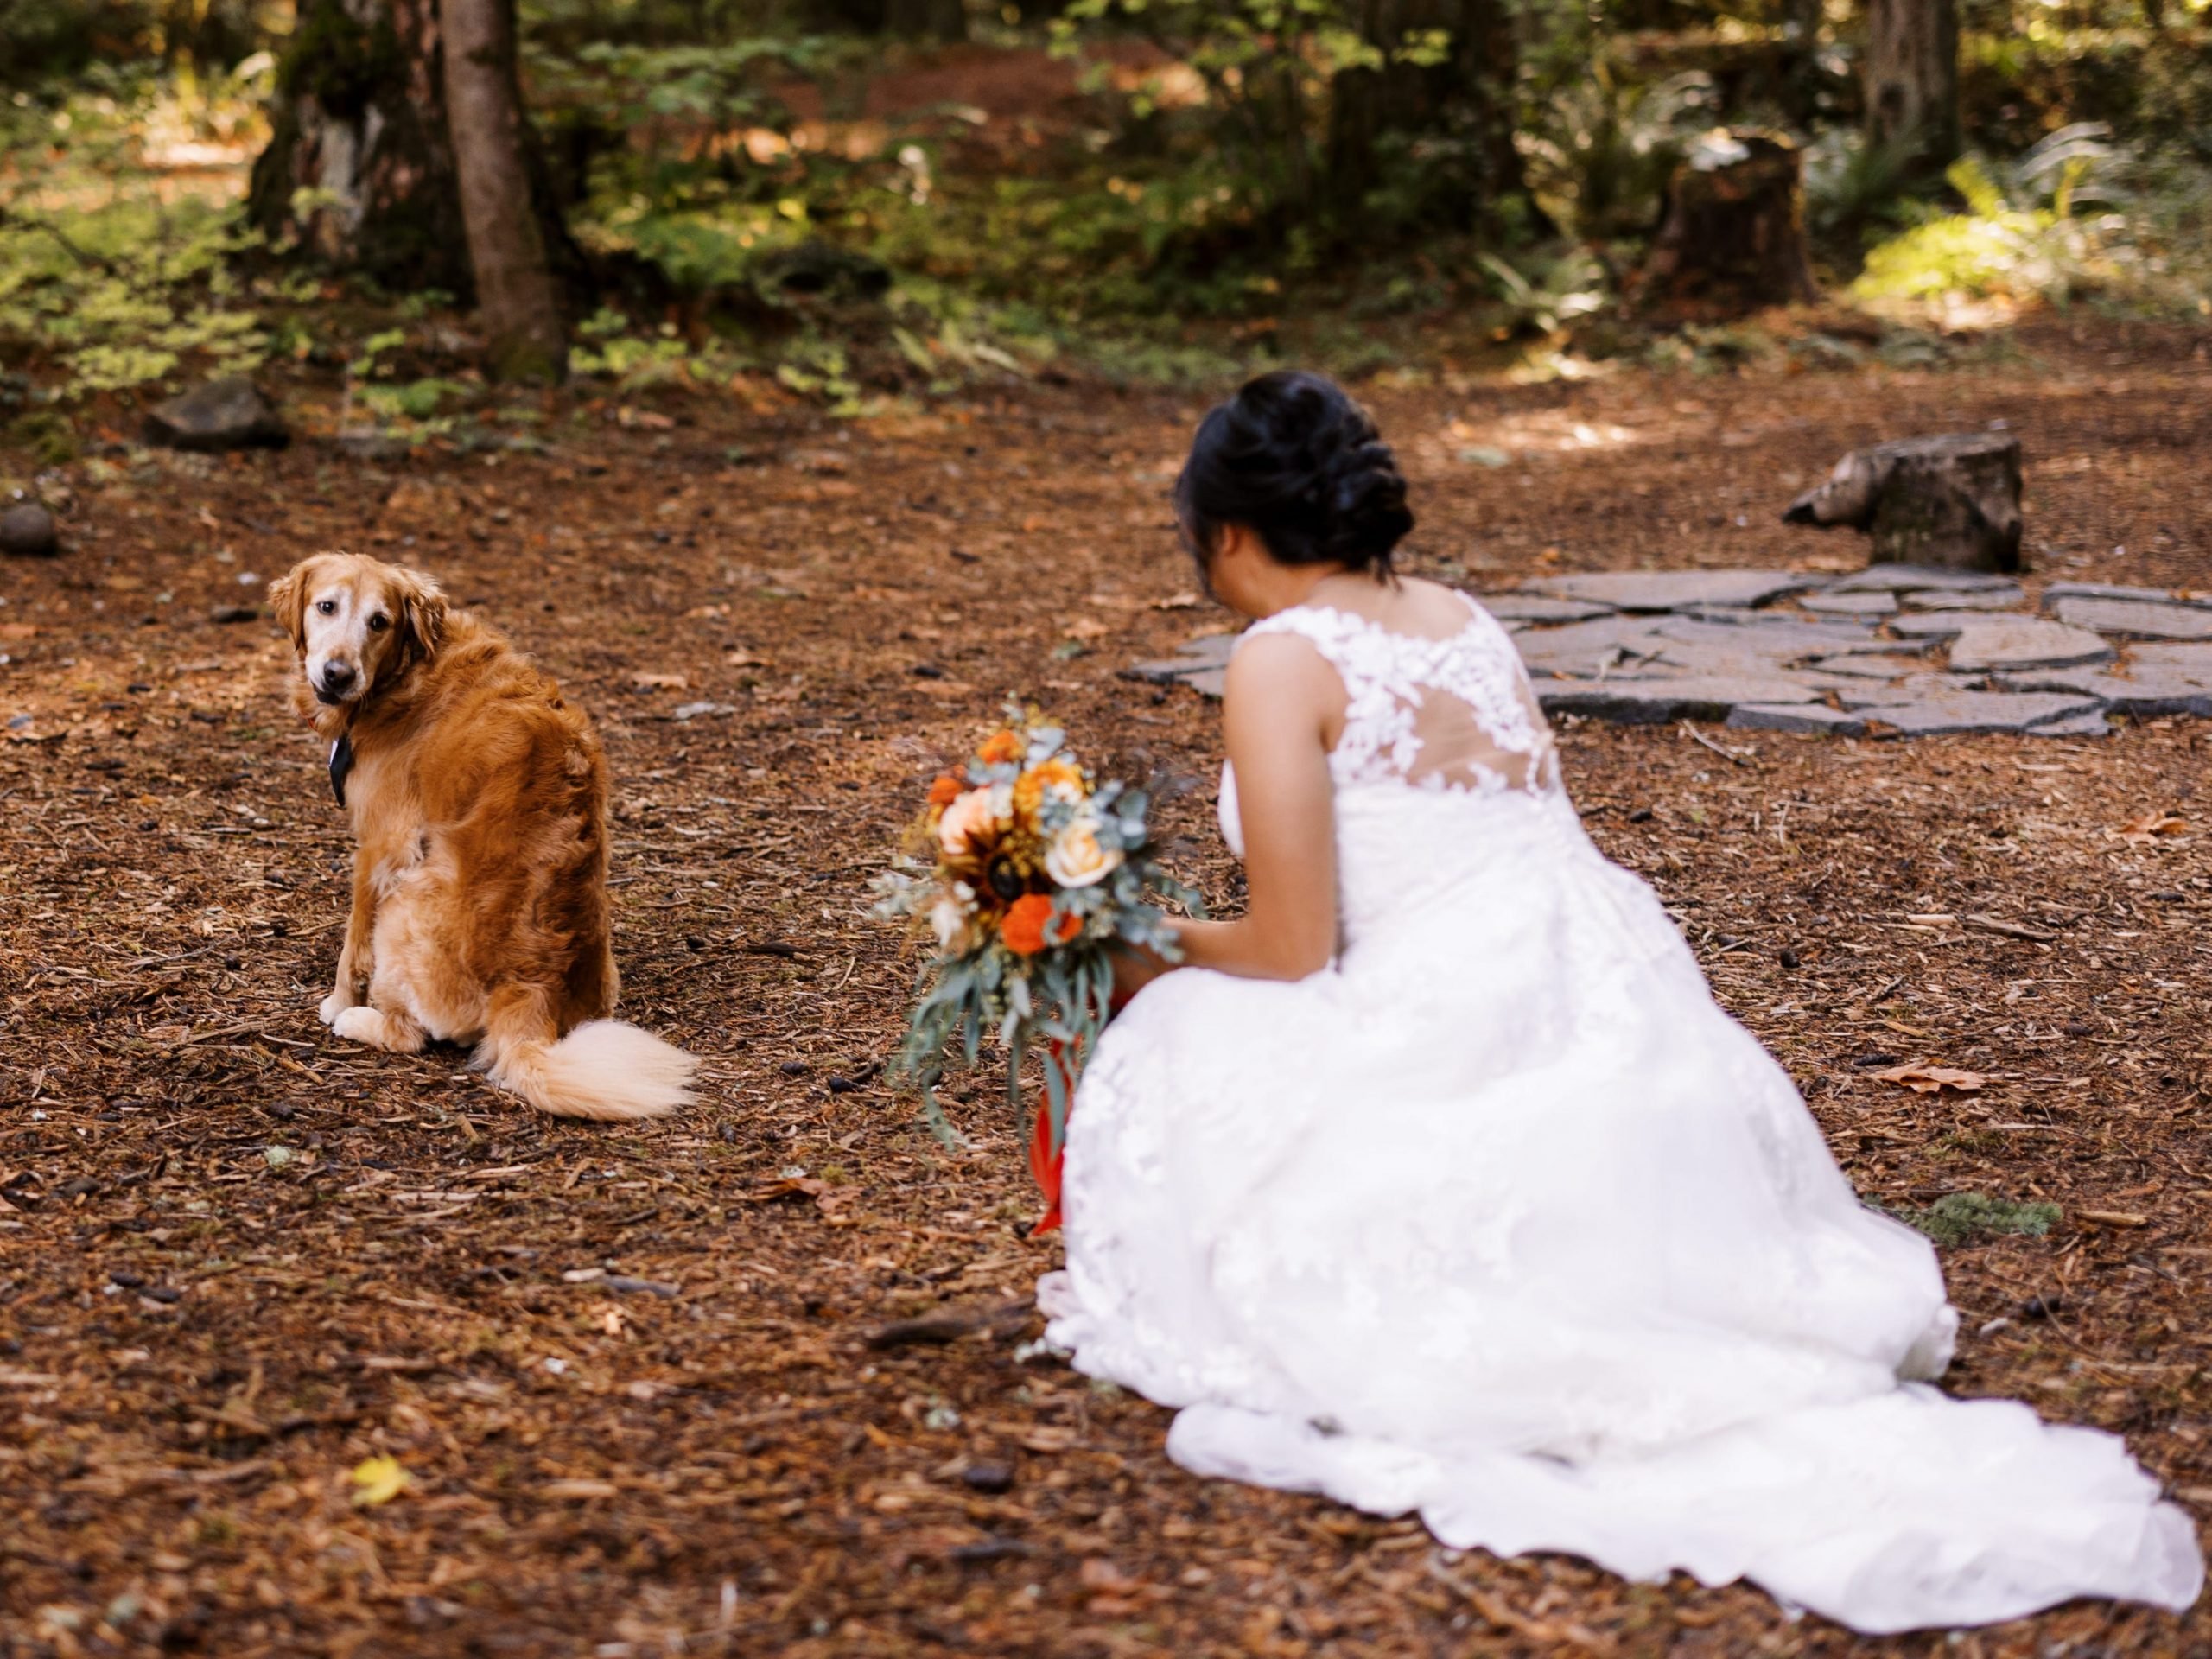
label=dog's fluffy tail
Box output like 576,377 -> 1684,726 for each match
485,1018 -> 696,1122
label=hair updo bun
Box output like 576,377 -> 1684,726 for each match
1174,371 -> 1414,582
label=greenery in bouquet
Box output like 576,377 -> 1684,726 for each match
874,711 -> 1202,1153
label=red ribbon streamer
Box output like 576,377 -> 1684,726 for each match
1028,988 -> 1132,1237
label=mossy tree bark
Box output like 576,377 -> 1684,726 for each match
246,0 -> 471,296
1865,0 -> 1960,175
248,0 -> 588,310
441,0 -> 569,384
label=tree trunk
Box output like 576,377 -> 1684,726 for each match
441,0 -> 569,383
249,0 -> 589,311
247,0 -> 473,296
1631,130 -> 1820,320
1865,0 -> 1960,174
1782,0 -> 1825,128
1323,0 -> 1546,238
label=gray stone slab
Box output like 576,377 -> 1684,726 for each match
1726,702 -> 1869,736
2050,595 -> 2212,641
1864,689 -> 2104,737
1835,674 -> 1986,709
1799,589 -> 1898,616
1538,677 -> 1818,723
1511,614 -> 1670,679
1825,564 -> 2024,595
2041,581 -> 2212,608
2031,710 -> 2114,738
1180,667 -> 1226,698
1126,632 -> 1236,684
1522,569 -> 1821,612
1997,646 -> 2212,716
1650,614 -> 1879,654
1475,593 -> 1617,625
1808,651 -> 1940,680
1887,612 -> 1976,639
2131,641 -> 2212,673
1946,617 -> 2115,672
1902,584 -> 2026,611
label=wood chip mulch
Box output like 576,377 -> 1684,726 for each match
2,315 -> 2209,1656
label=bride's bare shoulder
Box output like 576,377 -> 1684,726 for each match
1224,625 -> 1347,719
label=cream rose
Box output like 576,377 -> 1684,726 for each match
1046,817 -> 1122,889
930,893 -> 969,950
938,787 -> 998,856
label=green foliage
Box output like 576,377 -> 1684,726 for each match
1853,124 -> 2203,312
1883,1192 -> 2063,1249
0,71 -> 270,397
1520,68 -> 1716,245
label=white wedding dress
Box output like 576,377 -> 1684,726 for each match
1038,596 -> 2202,1633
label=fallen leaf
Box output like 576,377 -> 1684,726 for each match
1872,1061 -> 1987,1095
631,672 -> 688,691
1151,592 -> 1202,611
2108,811 -> 2188,845
541,1478 -> 620,1499
2076,1209 -> 2149,1228
1061,617 -> 1109,641
349,1454 -> 410,1508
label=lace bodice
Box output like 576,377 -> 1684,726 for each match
1218,594 -> 1563,866
1236,594 -> 1560,798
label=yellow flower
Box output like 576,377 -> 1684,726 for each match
1046,816 -> 1122,889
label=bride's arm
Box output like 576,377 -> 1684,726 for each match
1163,633 -> 1340,982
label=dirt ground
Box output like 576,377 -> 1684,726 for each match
3,316 -> 2211,1657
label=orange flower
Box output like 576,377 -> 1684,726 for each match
926,772 -> 965,809
1013,759 -> 1083,822
1001,893 -> 1081,957
978,729 -> 1024,766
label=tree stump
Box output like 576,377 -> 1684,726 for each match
1631,130 -> 1820,320
248,0 -> 587,306
1783,433 -> 2024,572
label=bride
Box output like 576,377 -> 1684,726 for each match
1036,371 -> 2202,1632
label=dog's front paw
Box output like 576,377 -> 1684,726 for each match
318,990 -> 355,1027
331,1006 -> 381,1045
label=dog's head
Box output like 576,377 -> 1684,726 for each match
270,553 -> 448,709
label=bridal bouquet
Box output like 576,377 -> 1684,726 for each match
874,712 -> 1199,1224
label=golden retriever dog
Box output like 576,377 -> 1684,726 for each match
269,551 -> 696,1121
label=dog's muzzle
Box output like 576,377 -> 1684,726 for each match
315,662 -> 359,704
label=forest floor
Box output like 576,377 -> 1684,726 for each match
3,315 -> 2211,1657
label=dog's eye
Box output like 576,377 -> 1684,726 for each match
367,613 -> 391,632
316,600 -> 337,615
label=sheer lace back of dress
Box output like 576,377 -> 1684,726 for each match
1239,594 -> 1560,798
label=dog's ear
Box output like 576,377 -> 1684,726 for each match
393,567 -> 448,664
269,558 -> 316,652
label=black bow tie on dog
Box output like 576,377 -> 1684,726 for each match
330,732 -> 354,807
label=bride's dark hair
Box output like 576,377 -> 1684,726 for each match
1174,371 -> 1414,581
